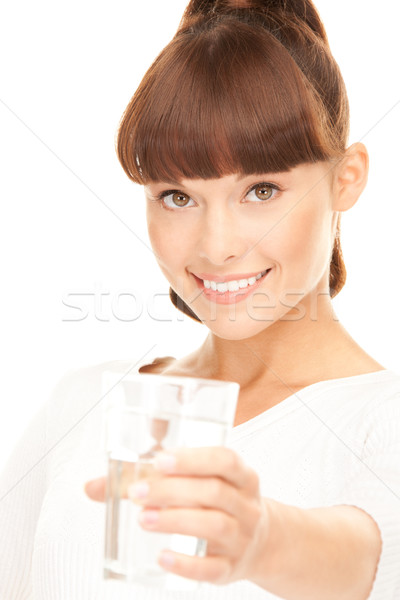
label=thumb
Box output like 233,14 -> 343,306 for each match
84,477 -> 106,502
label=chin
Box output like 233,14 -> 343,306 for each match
199,314 -> 277,341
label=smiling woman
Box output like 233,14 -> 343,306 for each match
1,1 -> 400,600
143,163 -> 347,341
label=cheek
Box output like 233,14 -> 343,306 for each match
147,219 -> 192,274
147,217 -> 177,254
263,203 -> 332,282
147,221 -> 166,258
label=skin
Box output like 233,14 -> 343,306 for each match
143,142 -> 383,422
85,143 -> 383,599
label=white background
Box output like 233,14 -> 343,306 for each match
1,0 -> 399,470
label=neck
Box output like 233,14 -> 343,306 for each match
194,291 -> 381,392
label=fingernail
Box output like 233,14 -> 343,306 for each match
155,453 -> 176,473
159,551 -> 176,568
139,510 -> 159,526
128,481 -> 149,499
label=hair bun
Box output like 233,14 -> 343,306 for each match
181,0 -> 327,43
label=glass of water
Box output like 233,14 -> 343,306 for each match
102,371 -> 239,589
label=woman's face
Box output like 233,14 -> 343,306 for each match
144,162 -> 338,340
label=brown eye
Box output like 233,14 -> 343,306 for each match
254,184 -> 273,201
172,192 -> 190,207
159,190 -> 194,209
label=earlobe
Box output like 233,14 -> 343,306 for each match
332,142 -> 369,212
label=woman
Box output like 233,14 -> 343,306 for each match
1,1 -> 399,599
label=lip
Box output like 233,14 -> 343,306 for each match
193,270 -> 270,283
191,269 -> 272,305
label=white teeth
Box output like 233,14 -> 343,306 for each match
202,269 -> 269,292
227,280 -> 240,292
216,282 -> 228,293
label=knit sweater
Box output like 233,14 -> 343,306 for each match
1,351 -> 400,599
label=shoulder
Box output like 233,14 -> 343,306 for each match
303,369 -> 400,445
361,372 -> 400,451
333,370 -> 400,456
55,350 -> 174,387
48,351 -> 178,404
352,369 -> 400,417
319,369 -> 400,407
46,353 -> 166,420
50,357 -> 144,398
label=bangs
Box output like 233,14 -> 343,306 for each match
117,19 -> 340,184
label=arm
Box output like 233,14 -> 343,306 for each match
0,367 -> 79,598
0,404 -> 48,599
143,449 -> 383,600
86,447 -> 383,600
253,499 -> 381,600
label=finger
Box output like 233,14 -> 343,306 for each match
85,461 -> 144,502
158,550 -> 232,584
129,475 -> 244,517
155,447 -> 258,491
84,477 -> 106,502
138,507 -> 238,555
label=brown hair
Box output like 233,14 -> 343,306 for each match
117,0 -> 349,323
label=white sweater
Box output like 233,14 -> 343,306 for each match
1,351 -> 400,600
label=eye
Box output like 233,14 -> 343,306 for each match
246,182 -> 279,203
157,190 -> 195,210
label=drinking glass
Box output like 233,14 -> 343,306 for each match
102,371 -> 239,589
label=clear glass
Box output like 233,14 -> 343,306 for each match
102,371 -> 239,589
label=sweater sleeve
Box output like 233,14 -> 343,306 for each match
0,366 -> 84,600
0,400 -> 48,600
0,358 -> 152,600
333,392 -> 400,600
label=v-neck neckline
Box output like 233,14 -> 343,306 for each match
230,369 -> 397,437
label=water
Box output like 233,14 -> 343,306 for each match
104,412 -> 229,587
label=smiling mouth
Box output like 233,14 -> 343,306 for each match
191,268 -> 272,303
195,269 -> 270,292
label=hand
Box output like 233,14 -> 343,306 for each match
85,447 -> 270,584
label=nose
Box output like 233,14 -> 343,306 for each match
197,205 -> 248,266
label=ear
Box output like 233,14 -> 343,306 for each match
332,142 -> 369,211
